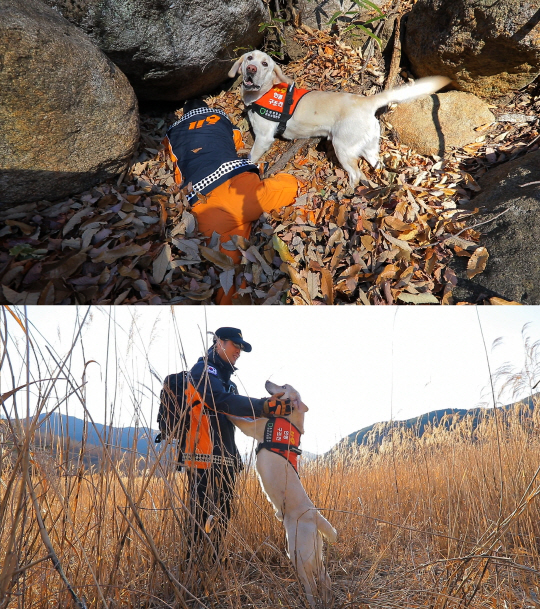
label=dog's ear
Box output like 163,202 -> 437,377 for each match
297,401 -> 309,413
272,64 -> 293,85
228,54 -> 246,78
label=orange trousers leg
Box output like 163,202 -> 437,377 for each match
192,171 -> 298,304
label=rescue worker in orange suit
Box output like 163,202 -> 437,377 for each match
183,327 -> 292,562
163,100 -> 299,305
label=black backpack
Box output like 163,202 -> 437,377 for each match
155,372 -> 191,445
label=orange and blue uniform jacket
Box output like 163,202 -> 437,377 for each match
163,107 -> 259,202
185,349 -> 266,470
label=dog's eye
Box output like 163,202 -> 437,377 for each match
247,55 -> 253,60
262,61 -> 268,67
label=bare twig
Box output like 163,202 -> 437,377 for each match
415,207 -> 511,250
359,19 -> 386,84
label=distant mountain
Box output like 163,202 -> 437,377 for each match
4,412 -> 318,464
331,393 -> 539,454
39,412 -> 157,453
0,412 -> 157,457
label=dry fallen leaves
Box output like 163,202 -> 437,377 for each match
0,27 -> 538,305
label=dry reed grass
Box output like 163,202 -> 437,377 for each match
1,307 -> 540,608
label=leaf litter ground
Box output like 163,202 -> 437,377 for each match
1,27 -> 539,305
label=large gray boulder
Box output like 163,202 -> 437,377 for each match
0,0 -> 139,207
386,91 -> 495,156
405,0 -> 540,98
42,0 -> 267,101
451,151 -> 540,304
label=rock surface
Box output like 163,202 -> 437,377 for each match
405,0 -> 540,98
386,91 -> 495,156
450,151 -> 540,304
42,0 -> 267,101
0,0 -> 139,207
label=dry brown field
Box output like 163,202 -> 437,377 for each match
2,306 -> 540,608
2,405 -> 540,609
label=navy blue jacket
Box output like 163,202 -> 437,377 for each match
165,107 -> 259,202
190,348 -> 265,469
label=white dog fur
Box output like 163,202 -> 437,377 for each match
228,50 -> 451,188
228,381 -> 337,607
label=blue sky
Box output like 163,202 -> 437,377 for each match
4,305 -> 540,454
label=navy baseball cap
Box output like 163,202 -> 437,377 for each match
215,327 -> 252,352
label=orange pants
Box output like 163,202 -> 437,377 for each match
192,171 -> 298,304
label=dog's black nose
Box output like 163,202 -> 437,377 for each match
246,64 -> 257,74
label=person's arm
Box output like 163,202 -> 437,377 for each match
190,360 -> 265,417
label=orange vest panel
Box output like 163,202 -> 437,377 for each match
250,83 -> 310,122
183,382 -> 213,469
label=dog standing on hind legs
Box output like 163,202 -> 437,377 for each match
228,381 -> 337,607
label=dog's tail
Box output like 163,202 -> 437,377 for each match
366,76 -> 451,111
316,512 -> 337,543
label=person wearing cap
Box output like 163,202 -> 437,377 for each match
163,99 -> 299,305
186,327 -> 291,561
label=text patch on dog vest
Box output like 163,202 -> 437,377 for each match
257,417 -> 302,473
250,83 -> 310,123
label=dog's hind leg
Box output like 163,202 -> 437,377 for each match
331,148 -> 364,190
317,565 -> 333,607
314,517 -> 334,606
301,535 -> 333,608
286,515 -> 333,607
285,518 -> 319,607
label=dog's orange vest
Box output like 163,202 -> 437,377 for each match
256,417 -> 302,473
250,83 -> 310,125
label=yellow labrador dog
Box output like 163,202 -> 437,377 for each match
228,381 -> 337,607
228,50 -> 450,188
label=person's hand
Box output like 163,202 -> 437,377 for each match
262,392 -> 292,418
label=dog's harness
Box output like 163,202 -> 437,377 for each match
249,83 -> 310,137
256,417 -> 302,474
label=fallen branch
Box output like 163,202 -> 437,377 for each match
265,138 -> 321,177
385,2 -> 403,90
